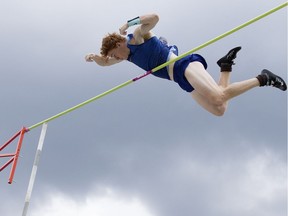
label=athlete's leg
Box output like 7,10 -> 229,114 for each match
217,46 -> 241,88
191,91 -> 226,116
185,62 -> 260,116
183,46 -> 286,115
218,72 -> 231,88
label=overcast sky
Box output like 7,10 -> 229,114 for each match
0,1 -> 287,216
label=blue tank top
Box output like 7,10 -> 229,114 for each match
127,34 -> 171,80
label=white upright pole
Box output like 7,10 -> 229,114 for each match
22,123 -> 48,216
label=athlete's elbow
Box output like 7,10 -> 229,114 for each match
146,13 -> 159,24
152,13 -> 160,23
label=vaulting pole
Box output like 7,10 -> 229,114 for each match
27,2 -> 287,131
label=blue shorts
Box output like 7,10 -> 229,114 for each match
173,54 -> 208,92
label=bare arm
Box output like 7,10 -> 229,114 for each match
119,13 -> 159,43
137,14 -> 159,36
85,14 -> 159,66
85,53 -> 122,66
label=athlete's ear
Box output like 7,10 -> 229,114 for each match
116,42 -> 121,47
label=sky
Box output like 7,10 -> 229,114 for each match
0,0 -> 287,216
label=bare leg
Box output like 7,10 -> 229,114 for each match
186,62 -> 259,116
222,78 -> 259,99
217,71 -> 231,112
218,71 -> 231,87
191,91 -> 226,116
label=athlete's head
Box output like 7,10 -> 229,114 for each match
101,33 -> 129,60
100,33 -> 126,56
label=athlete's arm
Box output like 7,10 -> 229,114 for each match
137,14 -> 159,36
85,53 -> 122,66
119,13 -> 159,44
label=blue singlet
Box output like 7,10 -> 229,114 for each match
127,34 -> 171,80
126,34 -> 208,92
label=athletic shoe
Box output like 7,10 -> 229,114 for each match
217,46 -> 242,71
261,69 -> 287,91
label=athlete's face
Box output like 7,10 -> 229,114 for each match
107,42 -> 129,60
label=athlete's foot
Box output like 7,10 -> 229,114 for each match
260,69 -> 287,91
217,46 -> 242,72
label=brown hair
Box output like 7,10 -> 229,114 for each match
100,33 -> 126,56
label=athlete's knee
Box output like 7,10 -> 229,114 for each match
212,104 -> 227,116
207,92 -> 227,116
215,105 -> 226,116
207,91 -> 226,107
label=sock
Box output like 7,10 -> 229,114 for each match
256,74 -> 268,86
220,63 -> 232,72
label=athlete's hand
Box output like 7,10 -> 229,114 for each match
85,53 -> 96,62
119,23 -> 129,35
85,53 -> 108,66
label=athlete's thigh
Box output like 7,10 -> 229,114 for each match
185,62 -> 221,96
